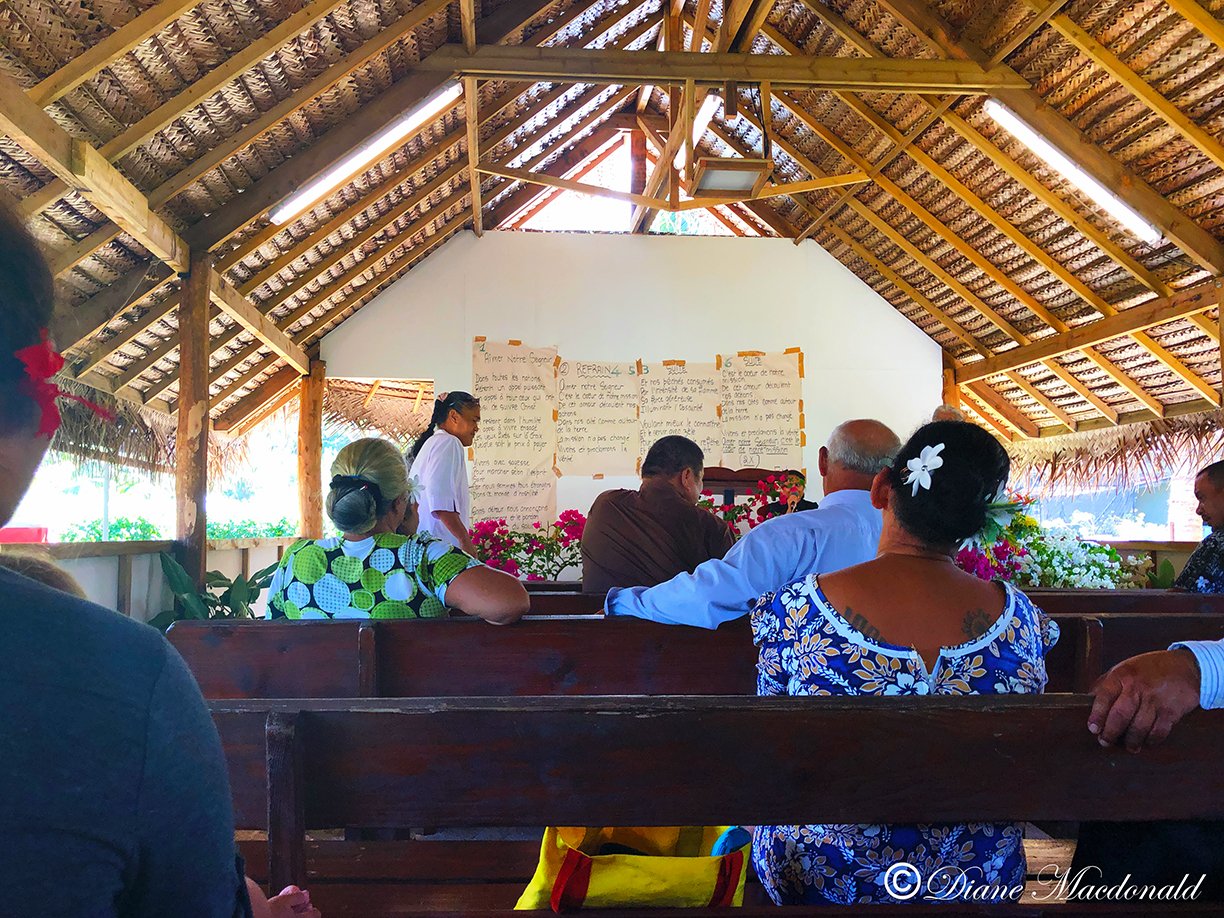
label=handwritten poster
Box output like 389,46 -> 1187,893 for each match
470,339 -> 557,527
638,361 -> 723,466
556,360 -> 640,476
719,350 -> 804,469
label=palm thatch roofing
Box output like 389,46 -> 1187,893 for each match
2,0 -> 1223,484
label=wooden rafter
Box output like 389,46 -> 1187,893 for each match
962,382 -> 1039,438
498,129 -> 626,227
183,0 -> 561,252
1019,0 -> 1224,174
465,78 -> 484,237
873,0 -> 1224,274
955,279 -> 1221,383
418,44 -> 1030,91
1164,0 -> 1224,54
25,0 -> 357,219
27,0 -> 204,107
53,262 -> 174,357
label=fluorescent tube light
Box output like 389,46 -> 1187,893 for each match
268,81 -> 464,226
983,98 -> 1162,245
674,91 -> 723,170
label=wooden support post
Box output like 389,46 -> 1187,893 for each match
116,554 -> 133,617
464,77 -> 483,237
266,712 -> 306,894
175,251 -> 211,589
298,360 -> 326,539
630,130 -> 647,196
941,355 -> 959,409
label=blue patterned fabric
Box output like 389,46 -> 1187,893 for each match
749,575 -> 1059,906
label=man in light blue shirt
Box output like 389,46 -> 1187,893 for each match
605,419 -> 901,629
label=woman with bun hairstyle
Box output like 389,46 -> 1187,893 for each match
750,420 -> 1059,906
268,437 -> 526,623
409,391 -> 481,557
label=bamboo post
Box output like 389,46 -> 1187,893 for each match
298,359 -> 326,538
176,251 -> 211,588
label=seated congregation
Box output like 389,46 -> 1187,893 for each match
2,204 -> 1222,916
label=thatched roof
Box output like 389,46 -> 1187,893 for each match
2,0 -> 1222,473
323,376 -> 433,444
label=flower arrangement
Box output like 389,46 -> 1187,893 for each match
953,491 -> 1149,590
698,472 -> 808,536
469,510 -> 586,581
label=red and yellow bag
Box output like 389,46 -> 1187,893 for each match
515,826 -> 749,912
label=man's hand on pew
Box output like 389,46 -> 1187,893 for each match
246,878 -> 322,917
1088,649 -> 1202,752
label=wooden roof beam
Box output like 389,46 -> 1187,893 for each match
27,0 -> 363,217
465,78 -> 484,236
962,382 -> 1039,437
958,390 -> 1016,441
724,104 -> 1127,426
1020,0 -> 1224,174
52,262 -> 174,356
491,128 -> 623,226
212,367 -> 302,433
874,0 -> 1224,274
147,0 -> 453,209
793,0 -> 1171,298
27,0 -> 204,106
418,44 -> 1030,92
1165,0 -> 1224,54
956,278 -> 1221,383
183,0 -> 563,251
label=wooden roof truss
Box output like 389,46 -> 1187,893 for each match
0,0 -> 1219,438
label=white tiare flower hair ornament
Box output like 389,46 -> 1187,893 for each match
903,443 -> 945,496
405,475 -> 424,504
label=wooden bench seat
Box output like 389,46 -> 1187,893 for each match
216,696 -> 1224,916
172,613 -> 1224,699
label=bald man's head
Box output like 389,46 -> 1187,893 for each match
821,419 -> 901,491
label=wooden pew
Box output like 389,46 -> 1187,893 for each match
171,614 -> 1224,699
530,588 -> 1224,616
217,696 -> 1224,916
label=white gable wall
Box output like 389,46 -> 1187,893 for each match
322,231 -> 942,512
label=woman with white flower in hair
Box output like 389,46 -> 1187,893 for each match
267,437 -> 526,623
750,420 -> 1059,906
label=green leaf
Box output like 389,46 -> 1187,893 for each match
204,570 -> 232,588
159,553 -> 198,598
180,592 -> 210,620
230,576 -> 251,608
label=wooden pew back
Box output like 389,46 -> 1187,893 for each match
172,613 -> 1224,699
216,697 -> 1224,914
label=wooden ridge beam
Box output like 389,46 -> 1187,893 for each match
417,44 -> 1031,91
874,0 -> 1224,274
28,0 -> 204,106
183,0 -> 561,251
956,278 -> 1221,383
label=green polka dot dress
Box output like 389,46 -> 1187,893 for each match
267,532 -> 482,620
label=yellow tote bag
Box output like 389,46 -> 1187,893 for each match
515,826 -> 749,912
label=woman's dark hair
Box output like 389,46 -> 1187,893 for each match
887,420 -> 1010,545
0,205 -> 55,436
409,390 -> 480,459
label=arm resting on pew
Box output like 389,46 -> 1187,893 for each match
446,565 -> 530,625
433,510 -> 481,558
1088,648 -> 1203,751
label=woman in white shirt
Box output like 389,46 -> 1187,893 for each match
409,391 -> 482,557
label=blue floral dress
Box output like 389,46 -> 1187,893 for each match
750,574 -> 1059,906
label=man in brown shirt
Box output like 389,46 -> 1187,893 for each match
582,436 -> 735,593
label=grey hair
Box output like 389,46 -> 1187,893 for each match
825,420 -> 901,475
